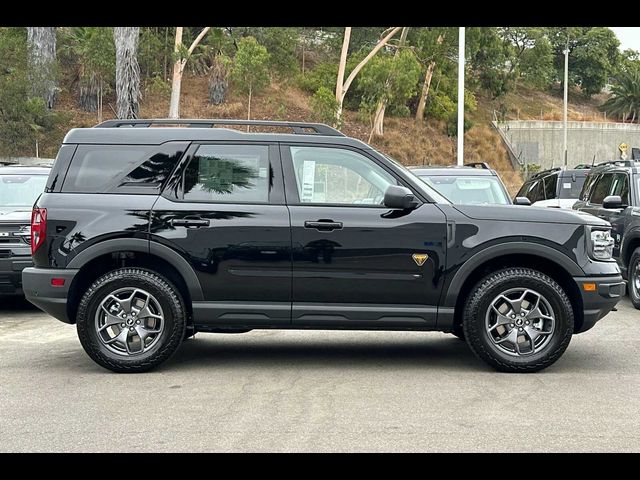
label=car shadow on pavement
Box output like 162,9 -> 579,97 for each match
164,335 -> 486,372
0,295 -> 38,313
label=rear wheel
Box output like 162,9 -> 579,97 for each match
463,268 -> 573,373
629,248 -> 640,310
76,268 -> 186,373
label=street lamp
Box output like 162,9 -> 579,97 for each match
562,42 -> 569,169
457,27 -> 465,166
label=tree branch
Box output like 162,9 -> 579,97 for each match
187,27 -> 211,56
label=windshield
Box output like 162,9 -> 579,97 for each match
417,175 -> 511,205
0,174 -> 48,208
377,153 -> 450,204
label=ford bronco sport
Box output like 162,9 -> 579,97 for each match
22,119 -> 624,373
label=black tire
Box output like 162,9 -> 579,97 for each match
77,268 -> 186,373
629,248 -> 640,310
463,268 -> 574,373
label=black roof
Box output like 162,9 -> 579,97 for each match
0,165 -> 51,175
63,119 -> 370,148
409,165 -> 497,176
527,167 -> 590,180
587,160 -> 640,174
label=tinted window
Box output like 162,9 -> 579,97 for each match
611,173 -> 630,206
182,144 -> 270,203
0,174 -> 48,208
418,175 -> 510,205
63,143 -> 186,193
589,173 -> 615,204
579,173 -> 599,202
289,146 -> 396,205
543,173 -> 558,199
521,179 -> 544,203
558,173 -> 588,200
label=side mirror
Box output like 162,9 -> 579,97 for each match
602,195 -> 624,209
513,196 -> 531,206
384,185 -> 419,210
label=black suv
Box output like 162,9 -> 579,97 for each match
0,165 -> 50,294
409,163 -> 512,206
516,167 -> 590,209
23,119 -> 624,373
573,160 -> 640,309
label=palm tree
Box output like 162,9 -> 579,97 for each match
601,70 -> 640,123
113,27 -> 141,119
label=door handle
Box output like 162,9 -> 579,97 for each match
171,217 -> 210,228
304,220 -> 343,231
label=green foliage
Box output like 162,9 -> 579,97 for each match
297,62 -> 338,94
356,50 -> 421,116
145,74 -> 171,97
617,49 -> 640,76
310,86 -> 339,125
139,27 -> 171,78
467,27 -> 514,98
498,27 -> 554,89
600,69 -> 640,122
230,37 -> 270,95
247,27 -> 299,81
61,27 -> 115,82
0,28 -> 61,156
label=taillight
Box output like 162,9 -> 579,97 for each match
31,207 -> 47,255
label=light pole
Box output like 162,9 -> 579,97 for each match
562,39 -> 569,169
457,27 -> 465,166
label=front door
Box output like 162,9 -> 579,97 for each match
281,144 -> 447,328
151,142 -> 291,326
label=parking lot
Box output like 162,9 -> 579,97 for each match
1,296 -> 639,452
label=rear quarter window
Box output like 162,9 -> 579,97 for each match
62,142 -> 187,194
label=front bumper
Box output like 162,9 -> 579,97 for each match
22,267 -> 79,323
0,254 -> 33,294
574,275 -> 625,333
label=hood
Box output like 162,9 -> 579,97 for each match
0,208 -> 32,223
453,204 -> 610,226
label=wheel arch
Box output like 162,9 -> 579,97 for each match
443,243 -> 584,333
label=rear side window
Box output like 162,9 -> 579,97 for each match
181,144 -> 270,203
589,173 -> 614,204
543,173 -> 558,199
62,143 -> 187,194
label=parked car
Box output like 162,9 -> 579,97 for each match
23,119 -> 623,373
516,167 -> 590,209
409,163 -> 512,206
0,165 -> 50,295
573,160 -> 640,309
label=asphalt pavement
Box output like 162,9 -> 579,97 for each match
1,295 -> 639,452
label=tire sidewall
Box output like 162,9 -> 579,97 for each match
464,269 -> 573,370
77,269 -> 185,371
629,250 -> 640,307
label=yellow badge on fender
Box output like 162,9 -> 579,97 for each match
412,253 -> 428,266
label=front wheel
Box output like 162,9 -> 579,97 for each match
628,248 -> 640,310
463,268 -> 574,373
76,268 -> 186,373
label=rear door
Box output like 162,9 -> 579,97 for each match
151,142 -> 292,326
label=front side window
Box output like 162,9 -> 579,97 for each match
182,144 -> 270,203
0,174 -> 48,208
589,173 -> 615,204
579,173 -> 599,202
289,146 -> 396,205
521,179 -> 544,203
543,173 -> 558,200
610,173 -> 630,206
418,175 -> 510,205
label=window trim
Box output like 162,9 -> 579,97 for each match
161,141 -> 285,206
279,143 -> 422,208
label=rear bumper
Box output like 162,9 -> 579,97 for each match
574,275 -> 625,333
0,255 -> 33,294
22,267 -> 79,323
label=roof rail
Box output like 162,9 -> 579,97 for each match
530,167 -> 562,178
595,160 -> 636,167
464,162 -> 490,169
94,118 -> 345,136
573,164 -> 592,169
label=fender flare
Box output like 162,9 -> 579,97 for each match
442,242 -> 584,307
621,227 -> 640,265
67,238 -> 204,301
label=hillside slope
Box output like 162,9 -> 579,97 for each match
37,77 -> 609,196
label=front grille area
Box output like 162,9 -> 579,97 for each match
0,250 -> 10,259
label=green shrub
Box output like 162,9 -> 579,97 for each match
311,86 -> 339,125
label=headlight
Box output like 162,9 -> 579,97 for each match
587,228 -> 614,260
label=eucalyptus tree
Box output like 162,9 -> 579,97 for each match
114,27 -> 141,119
26,27 -> 57,108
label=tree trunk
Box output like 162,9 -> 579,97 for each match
336,27 -> 402,128
208,57 -> 228,105
335,27 -> 351,126
247,85 -> 252,132
26,27 -> 57,108
78,72 -> 100,112
114,27 -> 141,119
368,28 -> 409,140
416,34 -> 444,122
168,26 -> 211,118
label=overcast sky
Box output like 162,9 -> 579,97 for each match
610,27 -> 640,52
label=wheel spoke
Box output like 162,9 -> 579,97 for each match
494,327 -> 518,345
98,306 -> 124,332
104,327 -> 129,346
